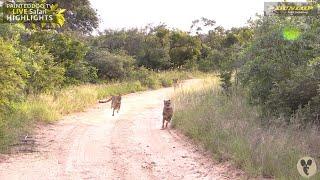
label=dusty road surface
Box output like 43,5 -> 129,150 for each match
0,79 -> 244,180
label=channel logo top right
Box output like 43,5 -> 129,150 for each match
264,1 -> 320,16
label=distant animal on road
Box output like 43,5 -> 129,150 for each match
99,95 -> 122,116
173,79 -> 181,90
162,100 -> 173,129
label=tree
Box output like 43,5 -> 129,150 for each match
0,24 -> 28,42
24,31 -> 96,84
18,45 -> 65,94
0,38 -> 26,109
137,26 -> 172,70
86,48 -> 135,80
239,16 -> 320,124
190,17 -> 216,35
198,47 -> 223,72
169,31 -> 201,69
95,28 -> 145,56
94,25 -> 173,70
48,0 -> 99,34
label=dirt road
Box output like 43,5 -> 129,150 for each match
0,80 -> 243,180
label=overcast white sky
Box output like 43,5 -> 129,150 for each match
89,0 -> 307,32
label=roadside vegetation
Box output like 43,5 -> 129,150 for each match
172,15 -> 320,179
173,77 -> 320,179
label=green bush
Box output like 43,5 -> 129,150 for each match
18,45 -> 65,94
128,67 -> 160,88
0,24 -> 28,42
24,31 -> 96,84
136,35 -> 172,70
86,48 -> 135,80
144,75 -> 161,89
159,77 -> 173,87
128,67 -> 152,81
0,38 -> 26,108
239,17 -> 320,124
198,49 -> 223,72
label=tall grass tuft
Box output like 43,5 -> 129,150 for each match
172,76 -> 320,179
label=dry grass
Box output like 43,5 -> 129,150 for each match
172,76 -> 320,179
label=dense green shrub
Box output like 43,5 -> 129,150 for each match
0,24 -> 28,42
18,45 -> 65,94
127,67 -> 160,88
159,77 -> 173,87
86,48 -> 135,80
198,49 -> 223,72
169,31 -> 201,68
239,17 -> 320,124
136,35 -> 172,70
24,31 -> 96,84
0,38 -> 26,109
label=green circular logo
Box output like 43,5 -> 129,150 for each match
283,27 -> 301,41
